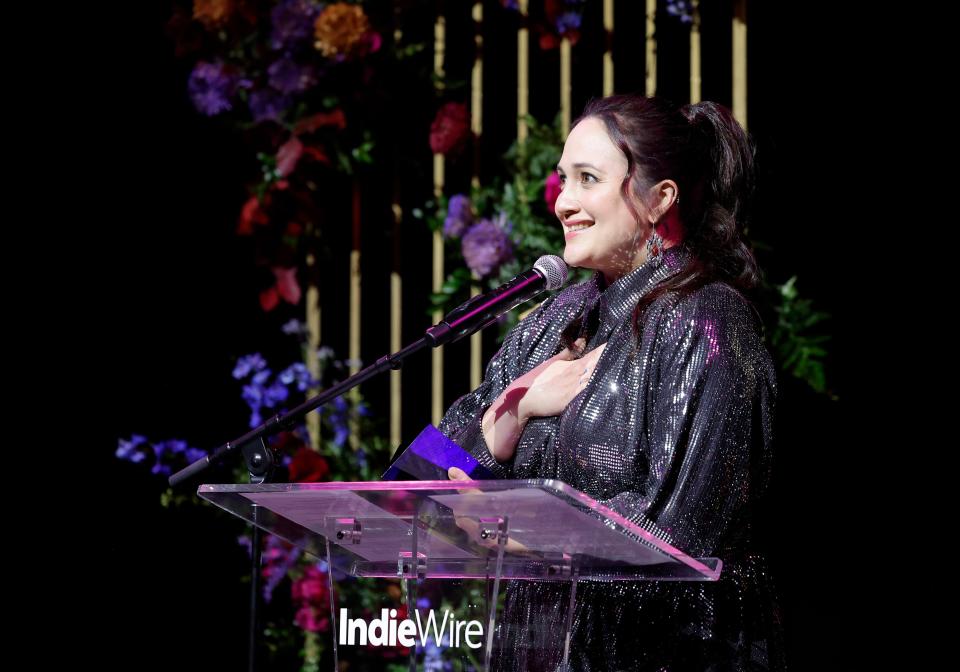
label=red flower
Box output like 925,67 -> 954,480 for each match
273,430 -> 306,453
302,145 -> 331,164
259,287 -> 280,312
289,446 -> 331,482
237,195 -> 269,235
539,32 -> 560,50
429,102 -> 470,156
294,109 -> 347,135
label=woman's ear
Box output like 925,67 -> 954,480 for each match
646,179 -> 679,224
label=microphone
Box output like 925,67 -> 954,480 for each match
425,255 -> 568,346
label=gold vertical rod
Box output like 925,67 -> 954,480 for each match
645,0 -> 657,96
306,251 -> 321,450
733,0 -> 748,129
470,1 -> 484,390
390,203 -> 402,452
603,0 -> 614,97
690,0 -> 702,103
431,12 -> 446,426
560,37 -> 572,135
518,0 -> 529,143
348,182 -> 361,451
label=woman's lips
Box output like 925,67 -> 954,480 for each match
564,221 -> 593,240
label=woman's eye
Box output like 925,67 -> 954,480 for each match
580,173 -> 598,184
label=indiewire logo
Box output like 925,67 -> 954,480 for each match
338,608 -> 484,649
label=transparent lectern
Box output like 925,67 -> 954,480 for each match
200,478 -> 721,671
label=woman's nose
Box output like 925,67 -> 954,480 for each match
555,190 -> 578,220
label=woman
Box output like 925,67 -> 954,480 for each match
439,94 -> 783,671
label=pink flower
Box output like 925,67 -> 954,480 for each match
276,135 -> 304,177
274,267 -> 301,304
260,267 -> 301,312
429,102 -> 470,156
292,564 -> 329,603
294,605 -> 330,632
544,172 -> 562,214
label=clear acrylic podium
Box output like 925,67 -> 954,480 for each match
200,479 -> 721,671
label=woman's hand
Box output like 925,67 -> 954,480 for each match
515,341 -> 606,423
480,339 -> 606,463
448,466 -> 471,481
446,467 -> 532,555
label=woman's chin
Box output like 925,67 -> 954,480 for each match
562,247 -> 588,269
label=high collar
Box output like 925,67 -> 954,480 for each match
581,245 -> 692,341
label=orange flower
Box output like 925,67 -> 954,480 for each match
313,3 -> 370,57
192,0 -> 235,30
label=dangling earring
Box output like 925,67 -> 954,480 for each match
646,223 -> 665,263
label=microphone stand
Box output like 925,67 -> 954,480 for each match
167,266 -> 555,672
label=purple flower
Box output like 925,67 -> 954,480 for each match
188,61 -> 240,116
279,362 -> 316,392
461,213 -> 514,278
236,359 -> 283,426
325,396 -> 351,447
665,1 -> 694,24
153,439 -> 187,461
151,463 -> 171,476
282,319 -> 308,336
185,447 -> 207,463
423,635 -> 448,671
116,435 -> 149,463
556,11 -> 582,34
267,57 -> 316,95
262,534 -> 302,603
233,353 -> 268,380
443,194 -> 473,239
249,88 -> 291,123
270,0 -> 320,51
153,439 -> 205,475
264,380 -> 290,406
242,383 -> 264,408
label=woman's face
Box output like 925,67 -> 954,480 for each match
555,117 -> 653,283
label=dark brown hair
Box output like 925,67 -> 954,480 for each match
561,94 -> 760,349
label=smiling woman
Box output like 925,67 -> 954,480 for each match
441,94 -> 784,671
555,117 -> 681,284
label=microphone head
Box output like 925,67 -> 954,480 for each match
533,254 -> 568,290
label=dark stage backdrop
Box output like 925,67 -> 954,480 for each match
78,3 -> 866,669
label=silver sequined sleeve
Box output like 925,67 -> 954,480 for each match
597,284 -> 777,557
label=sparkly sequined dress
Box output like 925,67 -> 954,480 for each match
438,245 -> 785,671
